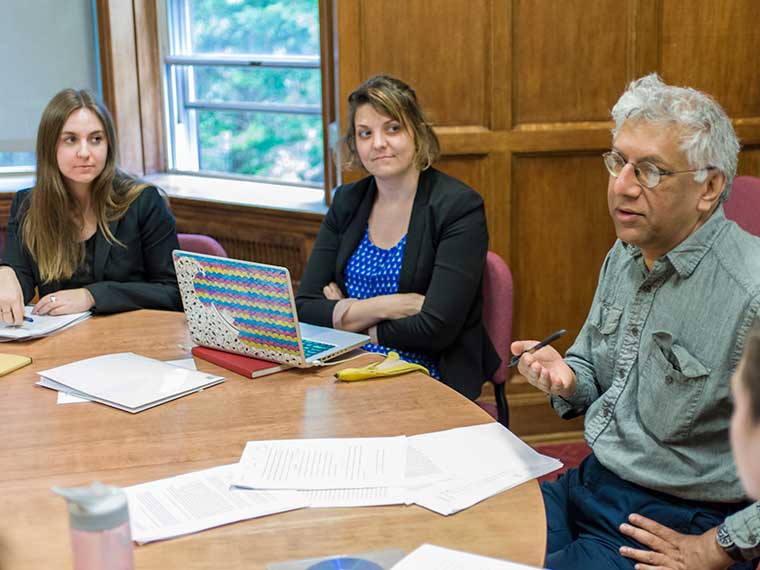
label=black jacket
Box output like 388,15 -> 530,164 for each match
4,186 -> 181,313
296,168 -> 500,400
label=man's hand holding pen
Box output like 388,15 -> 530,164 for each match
510,330 -> 578,399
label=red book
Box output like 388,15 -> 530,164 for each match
191,346 -> 290,378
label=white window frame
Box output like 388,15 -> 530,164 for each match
163,0 -> 324,189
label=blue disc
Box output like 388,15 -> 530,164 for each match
307,557 -> 384,570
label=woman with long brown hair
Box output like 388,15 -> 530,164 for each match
296,75 -> 499,400
0,88 -> 181,324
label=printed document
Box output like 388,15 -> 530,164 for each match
300,486 -> 410,508
126,464 -> 307,543
0,306 -> 90,341
300,443 -> 446,508
234,436 -> 407,490
409,423 -> 562,515
390,544 -> 543,570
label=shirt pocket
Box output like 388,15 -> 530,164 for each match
639,331 -> 710,443
588,302 -> 623,383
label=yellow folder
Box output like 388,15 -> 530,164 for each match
0,353 -> 32,376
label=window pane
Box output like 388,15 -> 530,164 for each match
197,110 -> 324,185
188,0 -> 319,56
0,152 -> 35,168
191,66 -> 321,106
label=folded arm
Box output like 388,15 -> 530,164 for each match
375,198 -> 488,353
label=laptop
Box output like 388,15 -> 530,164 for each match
173,250 -> 369,367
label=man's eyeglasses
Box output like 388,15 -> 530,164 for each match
602,151 -> 715,189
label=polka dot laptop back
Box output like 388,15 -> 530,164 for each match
173,250 -> 306,366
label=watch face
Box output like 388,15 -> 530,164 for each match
716,524 -> 733,547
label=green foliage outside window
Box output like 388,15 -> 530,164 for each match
186,0 -> 323,185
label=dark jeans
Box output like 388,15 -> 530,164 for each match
542,453 -> 757,570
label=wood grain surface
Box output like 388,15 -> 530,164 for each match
0,310 -> 546,569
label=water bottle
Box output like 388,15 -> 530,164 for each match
53,482 -> 135,570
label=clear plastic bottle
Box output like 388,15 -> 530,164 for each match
52,482 -> 135,570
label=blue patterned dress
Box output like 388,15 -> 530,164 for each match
344,228 -> 440,378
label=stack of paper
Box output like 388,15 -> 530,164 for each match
54,358 -> 199,404
232,423 -> 562,514
409,423 -> 563,515
0,306 -> 90,341
126,464 -> 307,544
37,352 -> 224,413
119,423 -> 561,544
391,544 -> 543,569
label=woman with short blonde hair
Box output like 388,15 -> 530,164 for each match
297,75 -> 499,400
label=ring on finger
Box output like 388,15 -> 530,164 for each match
50,296 -> 57,303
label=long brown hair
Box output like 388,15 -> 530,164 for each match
341,75 -> 440,172
21,89 -> 148,283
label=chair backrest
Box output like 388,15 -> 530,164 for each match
724,175 -> 760,237
482,251 -> 513,385
177,233 -> 228,258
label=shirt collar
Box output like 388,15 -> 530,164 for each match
622,205 -> 728,279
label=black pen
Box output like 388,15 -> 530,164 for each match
508,329 -> 567,367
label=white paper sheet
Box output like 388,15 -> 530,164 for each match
391,544 -> 543,570
290,445 -> 440,508
234,436 -> 407,490
54,358 -> 199,405
300,486 -> 410,508
126,464 -> 308,544
408,423 -> 562,515
38,352 -> 223,413
0,306 -> 90,341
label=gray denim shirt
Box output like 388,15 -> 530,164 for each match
552,206 -> 760,553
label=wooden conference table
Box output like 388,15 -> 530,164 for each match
0,310 -> 546,569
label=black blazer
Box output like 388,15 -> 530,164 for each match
296,168 -> 500,400
4,186 -> 182,313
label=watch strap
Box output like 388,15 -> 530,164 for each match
716,523 -> 746,562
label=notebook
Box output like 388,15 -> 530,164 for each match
0,307 -> 90,341
172,250 -> 369,367
191,346 -> 290,378
0,353 -> 32,376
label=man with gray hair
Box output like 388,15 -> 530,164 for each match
512,74 -> 760,568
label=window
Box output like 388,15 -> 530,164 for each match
164,0 -> 324,188
0,0 -> 98,175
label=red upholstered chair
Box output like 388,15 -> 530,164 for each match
477,251 -> 513,427
533,440 -> 592,483
177,233 -> 228,257
724,175 -> 760,237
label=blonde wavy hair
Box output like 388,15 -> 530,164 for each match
341,75 -> 440,172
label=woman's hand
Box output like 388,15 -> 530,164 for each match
0,266 -> 25,325
327,289 -> 426,333
33,289 -> 95,316
382,293 -> 425,320
323,282 -> 345,300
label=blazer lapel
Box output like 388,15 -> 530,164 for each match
335,177 -> 376,289
398,168 -> 433,292
93,219 -> 120,281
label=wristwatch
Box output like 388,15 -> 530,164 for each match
716,523 -> 745,562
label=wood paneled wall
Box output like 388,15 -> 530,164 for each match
335,0 -> 760,364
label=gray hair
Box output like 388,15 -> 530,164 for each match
611,73 -> 740,199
